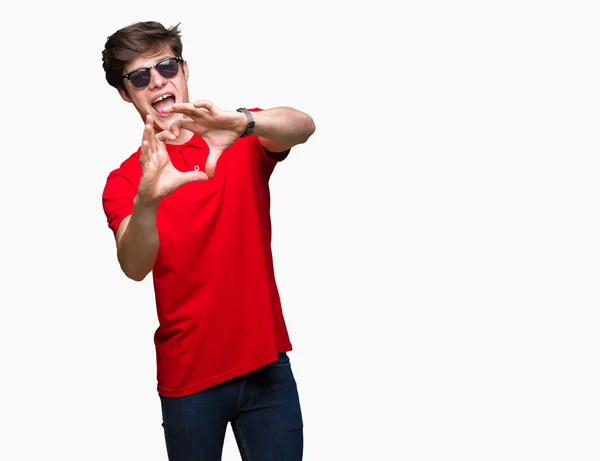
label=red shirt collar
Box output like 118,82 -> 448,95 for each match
166,133 -> 207,151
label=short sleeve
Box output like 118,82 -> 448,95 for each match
102,165 -> 138,237
247,107 -> 291,173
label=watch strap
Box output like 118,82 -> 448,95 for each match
236,108 -> 255,138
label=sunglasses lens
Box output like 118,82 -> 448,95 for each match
129,69 -> 151,88
124,58 -> 181,89
157,58 -> 180,79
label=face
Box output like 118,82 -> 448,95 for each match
118,46 -> 190,132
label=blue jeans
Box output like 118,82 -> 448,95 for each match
159,353 -> 304,461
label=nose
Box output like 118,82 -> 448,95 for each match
148,67 -> 167,90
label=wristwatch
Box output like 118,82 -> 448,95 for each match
236,108 -> 255,138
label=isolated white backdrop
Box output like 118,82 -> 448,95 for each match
1,1 -> 599,460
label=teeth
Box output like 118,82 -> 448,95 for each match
152,94 -> 173,104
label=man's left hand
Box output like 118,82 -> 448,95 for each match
165,100 -> 246,178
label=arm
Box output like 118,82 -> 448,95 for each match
250,107 -> 316,153
166,102 -> 316,177
113,115 -> 208,281
115,200 -> 159,282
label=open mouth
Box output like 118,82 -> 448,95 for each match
151,93 -> 176,115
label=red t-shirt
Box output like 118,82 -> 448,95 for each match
102,127 -> 292,397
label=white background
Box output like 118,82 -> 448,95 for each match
1,1 -> 599,460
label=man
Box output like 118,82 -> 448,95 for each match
101,21 -> 315,461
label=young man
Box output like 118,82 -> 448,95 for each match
101,21 -> 315,461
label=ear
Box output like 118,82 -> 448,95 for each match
183,60 -> 189,81
118,86 -> 132,103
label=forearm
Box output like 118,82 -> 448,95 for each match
117,198 -> 160,281
249,107 -> 315,149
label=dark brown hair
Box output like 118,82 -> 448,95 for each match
102,21 -> 183,90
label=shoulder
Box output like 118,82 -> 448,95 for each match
104,149 -> 142,190
108,149 -> 141,179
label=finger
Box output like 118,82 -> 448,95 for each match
179,170 -> 210,184
204,150 -> 221,178
156,129 -> 176,143
147,124 -> 158,153
170,170 -> 209,190
192,100 -> 216,113
141,123 -> 153,158
142,114 -> 158,152
178,114 -> 206,133
141,139 -> 150,159
153,134 -> 167,153
170,103 -> 210,119
169,102 -> 196,113
169,119 -> 182,138
144,114 -> 154,133
178,119 -> 196,132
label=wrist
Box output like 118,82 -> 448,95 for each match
233,110 -> 247,136
236,108 -> 255,138
134,194 -> 160,210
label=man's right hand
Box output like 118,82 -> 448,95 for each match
136,115 -> 209,205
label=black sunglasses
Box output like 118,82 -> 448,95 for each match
122,56 -> 184,89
